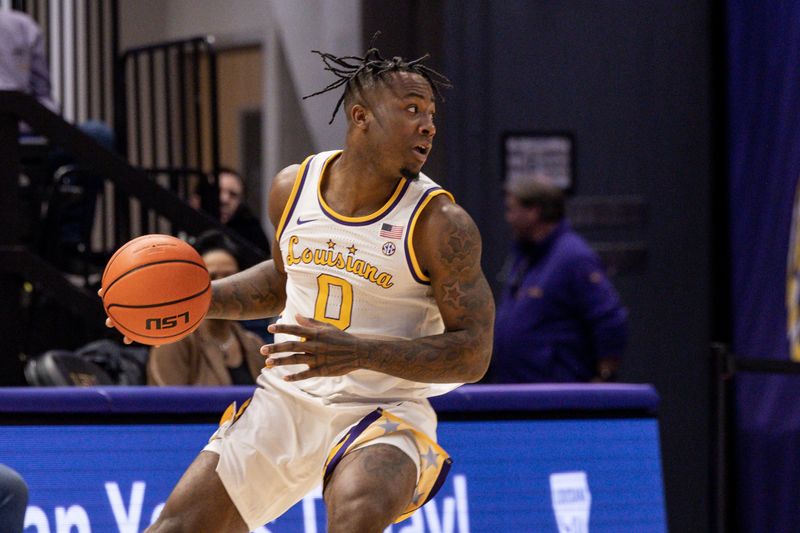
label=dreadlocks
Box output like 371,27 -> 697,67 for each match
303,40 -> 452,125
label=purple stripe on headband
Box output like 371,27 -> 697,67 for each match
323,408 -> 384,483
404,187 -> 442,285
319,178 -> 412,226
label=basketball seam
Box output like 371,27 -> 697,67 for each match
101,234 -> 173,285
103,259 -> 208,295
106,283 -> 211,310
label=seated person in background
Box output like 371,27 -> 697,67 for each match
147,231 -> 265,386
218,167 -> 270,259
0,9 -> 58,113
0,463 -> 28,533
47,120 -> 116,274
489,173 -> 628,383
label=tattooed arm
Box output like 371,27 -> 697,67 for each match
206,164 -> 296,320
103,165 -> 296,341
206,259 -> 286,320
264,195 -> 495,383
364,196 -> 495,382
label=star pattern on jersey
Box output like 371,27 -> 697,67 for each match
421,446 -> 439,470
377,418 -> 400,434
348,244 -> 358,255
327,239 -> 336,249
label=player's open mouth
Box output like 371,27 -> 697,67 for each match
413,144 -> 431,160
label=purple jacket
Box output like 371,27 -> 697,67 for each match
491,222 -> 628,383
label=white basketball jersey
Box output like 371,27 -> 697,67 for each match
272,150 -> 462,401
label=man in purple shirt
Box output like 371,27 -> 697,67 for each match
490,174 -> 628,383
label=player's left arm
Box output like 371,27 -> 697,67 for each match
263,196 -> 495,383
397,196 -> 496,382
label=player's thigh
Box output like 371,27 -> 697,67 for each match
324,443 -> 416,532
145,450 -> 248,533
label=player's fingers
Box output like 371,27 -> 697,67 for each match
105,318 -> 133,344
265,353 -> 312,368
97,287 -> 104,298
295,314 -> 327,328
267,323 -> 313,337
261,341 -> 308,355
281,368 -> 318,382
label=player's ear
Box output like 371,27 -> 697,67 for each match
350,103 -> 370,130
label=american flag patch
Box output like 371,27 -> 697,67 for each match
379,223 -> 404,239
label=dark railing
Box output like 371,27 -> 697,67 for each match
0,91 -> 266,384
708,344 -> 800,533
117,36 -> 221,219
0,90 -> 264,265
10,0 -> 119,128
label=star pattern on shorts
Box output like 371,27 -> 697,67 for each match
377,418 -> 400,434
421,446 -> 439,470
348,244 -> 358,255
327,239 -> 336,249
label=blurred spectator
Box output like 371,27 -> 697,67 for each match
0,464 -> 28,533
147,231 -> 265,386
489,173 -> 628,383
0,9 -> 57,113
0,9 -> 116,276
47,120 -> 115,274
218,167 -> 270,255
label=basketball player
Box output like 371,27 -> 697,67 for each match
106,45 -> 494,532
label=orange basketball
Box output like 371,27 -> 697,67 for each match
101,234 -> 211,346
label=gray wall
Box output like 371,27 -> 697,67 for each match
442,1 -> 712,531
118,0 -> 360,236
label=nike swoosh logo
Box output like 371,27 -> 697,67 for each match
296,217 -> 316,225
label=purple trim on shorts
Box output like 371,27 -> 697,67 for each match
404,187 -> 442,285
421,457 -> 453,508
323,408 -> 384,483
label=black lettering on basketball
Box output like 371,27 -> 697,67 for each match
145,312 -> 190,330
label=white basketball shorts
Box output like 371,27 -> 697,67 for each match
203,370 -> 449,531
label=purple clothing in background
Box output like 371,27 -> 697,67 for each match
0,9 -> 57,113
491,222 -> 628,383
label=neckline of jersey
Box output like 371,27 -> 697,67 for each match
317,151 -> 410,225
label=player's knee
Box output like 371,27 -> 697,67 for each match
326,478 -> 413,532
327,492 -> 394,533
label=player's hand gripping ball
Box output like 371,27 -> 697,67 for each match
100,234 -> 211,345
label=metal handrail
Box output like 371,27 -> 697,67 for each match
116,36 -> 221,219
0,90 -> 266,268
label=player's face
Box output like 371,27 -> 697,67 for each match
368,72 -> 437,180
203,249 -> 239,280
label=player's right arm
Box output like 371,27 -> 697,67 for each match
205,164 -> 297,320
103,165 -> 297,339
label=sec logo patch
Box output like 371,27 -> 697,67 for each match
382,242 -> 396,256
